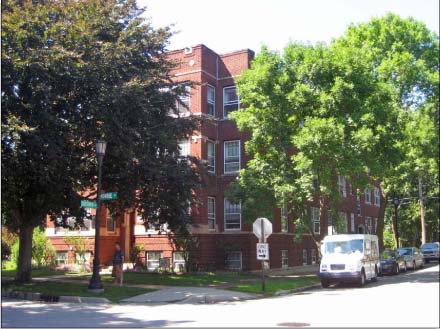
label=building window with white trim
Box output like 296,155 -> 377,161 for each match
338,175 -> 346,197
224,140 -> 240,174
364,188 -> 372,204
173,252 -> 186,272
146,251 -> 162,271
311,207 -> 320,234
311,249 -> 317,264
366,217 -> 373,233
281,250 -> 288,268
226,251 -> 242,270
224,199 -> 241,230
76,252 -> 91,265
207,85 -> 215,116
177,84 -> 190,116
207,141 -> 215,173
207,197 -> 216,230
223,86 -> 239,118
374,187 -> 380,206
281,206 -> 288,233
302,249 -> 308,265
357,194 -> 362,216
55,252 -> 68,265
350,213 -> 355,233
106,210 -> 116,232
178,140 -> 190,157
339,211 -> 348,233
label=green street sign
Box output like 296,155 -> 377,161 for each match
81,200 -> 97,209
100,192 -> 118,201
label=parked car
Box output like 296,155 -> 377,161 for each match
380,250 -> 407,275
420,242 -> 440,263
397,247 -> 424,270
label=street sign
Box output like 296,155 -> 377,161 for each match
253,217 -> 273,241
100,192 -> 118,200
256,243 -> 269,260
81,200 -> 97,209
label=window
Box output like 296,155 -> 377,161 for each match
365,188 -> 372,204
281,206 -> 288,233
224,140 -> 240,174
327,211 -> 334,235
207,141 -> 215,173
177,84 -> 190,116
281,250 -> 288,268
338,175 -> 346,197
106,210 -> 116,232
311,207 -> 320,234
207,197 -> 216,230
339,212 -> 348,233
224,199 -> 241,230
302,249 -> 308,265
173,252 -> 186,272
357,194 -> 362,216
311,249 -> 317,265
366,217 -> 373,233
146,251 -> 162,271
226,251 -> 242,270
223,86 -> 239,118
178,140 -> 190,157
348,183 -> 354,195
374,187 -> 380,206
207,85 -> 215,116
55,252 -> 68,265
350,213 -> 355,233
75,252 -> 91,265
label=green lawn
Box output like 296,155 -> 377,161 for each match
2,281 -> 155,303
1,268 -> 69,277
72,271 -> 257,286
229,276 -> 319,295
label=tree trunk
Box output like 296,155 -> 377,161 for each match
15,225 -> 34,283
418,176 -> 426,244
376,190 -> 387,253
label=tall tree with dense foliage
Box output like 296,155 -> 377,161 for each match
1,0 -> 200,282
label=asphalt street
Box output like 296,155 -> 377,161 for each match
2,263 -> 439,328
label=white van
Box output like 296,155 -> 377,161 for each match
318,234 -> 380,288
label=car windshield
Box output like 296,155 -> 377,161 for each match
381,251 -> 396,259
421,243 -> 438,250
398,248 -> 413,256
324,239 -> 363,255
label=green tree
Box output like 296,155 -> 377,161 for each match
2,0 -> 200,282
32,227 -> 55,267
64,235 -> 90,265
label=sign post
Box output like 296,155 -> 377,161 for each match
253,217 -> 272,293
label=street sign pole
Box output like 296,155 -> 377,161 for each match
261,219 -> 265,293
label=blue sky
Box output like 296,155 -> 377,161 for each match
138,0 -> 439,54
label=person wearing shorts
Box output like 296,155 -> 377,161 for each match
112,242 -> 124,286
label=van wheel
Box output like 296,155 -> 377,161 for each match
412,261 -> 416,270
358,269 -> 366,287
321,279 -> 330,288
372,266 -> 379,281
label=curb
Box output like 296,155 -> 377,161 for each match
2,290 -> 110,304
274,283 -> 321,296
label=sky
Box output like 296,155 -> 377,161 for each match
138,0 -> 439,54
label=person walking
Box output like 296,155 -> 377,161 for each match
112,242 -> 124,286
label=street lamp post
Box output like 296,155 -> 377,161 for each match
392,196 -> 401,249
88,140 -> 107,292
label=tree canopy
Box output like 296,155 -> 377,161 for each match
1,0 -> 200,281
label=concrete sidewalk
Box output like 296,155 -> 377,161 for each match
120,286 -> 261,304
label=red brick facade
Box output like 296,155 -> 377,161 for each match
45,44 -> 382,271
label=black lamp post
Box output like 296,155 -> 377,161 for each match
392,196 -> 400,248
88,140 -> 107,292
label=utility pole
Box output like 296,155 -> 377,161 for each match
418,176 -> 426,244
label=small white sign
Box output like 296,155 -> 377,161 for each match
257,243 -> 269,260
253,217 -> 273,241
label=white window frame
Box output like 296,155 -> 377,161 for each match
223,86 -> 239,118
207,84 -> 215,116
281,250 -> 288,269
106,210 -> 116,232
207,141 -> 215,173
75,251 -> 91,265
357,194 -> 362,216
226,251 -> 242,270
350,213 -> 355,233
224,198 -> 241,230
207,197 -> 216,230
311,249 -> 317,265
178,139 -> 190,157
311,207 -> 320,234
365,188 -> 372,204
55,251 -> 68,265
302,249 -> 308,266
338,175 -> 346,197
339,211 -> 348,233
173,252 -> 186,272
281,206 -> 288,233
146,251 -> 163,271
374,187 -> 380,206
177,84 -> 191,116
224,140 -> 240,174
366,217 -> 373,233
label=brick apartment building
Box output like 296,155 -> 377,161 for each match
45,44 -> 382,271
